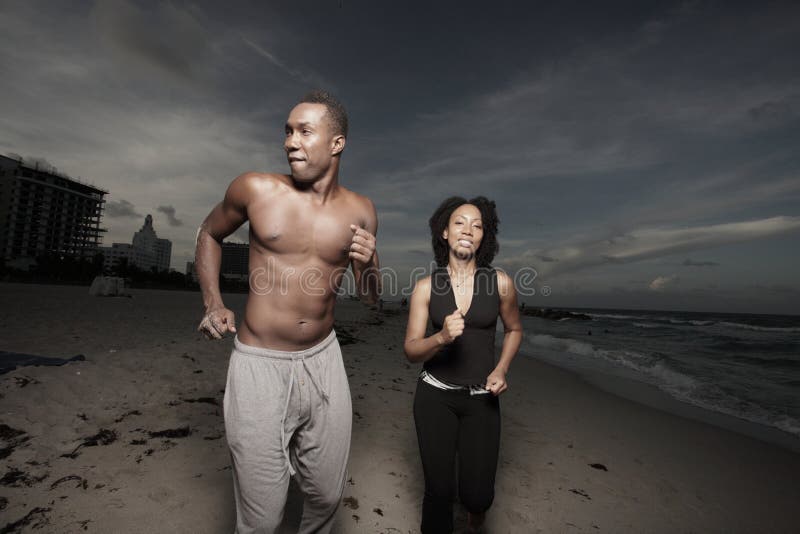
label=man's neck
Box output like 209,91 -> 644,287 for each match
292,168 -> 340,203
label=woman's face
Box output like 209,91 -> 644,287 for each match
443,203 -> 483,260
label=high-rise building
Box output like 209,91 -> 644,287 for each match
185,242 -> 249,283
221,242 -> 249,279
0,154 -> 107,267
185,261 -> 198,283
100,214 -> 172,273
131,214 -> 172,272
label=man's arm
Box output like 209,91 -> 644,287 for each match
195,173 -> 254,338
349,197 -> 380,305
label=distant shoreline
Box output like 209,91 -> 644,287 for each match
2,278 -> 798,316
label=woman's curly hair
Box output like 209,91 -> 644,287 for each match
429,196 -> 499,268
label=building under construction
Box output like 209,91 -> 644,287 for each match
0,154 -> 107,266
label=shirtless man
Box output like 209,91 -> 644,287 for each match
195,91 -> 379,534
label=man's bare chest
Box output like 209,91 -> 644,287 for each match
248,202 -> 358,266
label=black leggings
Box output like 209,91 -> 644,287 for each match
413,378 -> 501,534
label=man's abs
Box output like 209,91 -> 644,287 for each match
237,283 -> 339,351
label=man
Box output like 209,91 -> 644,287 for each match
195,90 -> 379,533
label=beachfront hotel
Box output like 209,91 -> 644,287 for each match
0,154 -> 107,269
100,214 -> 172,273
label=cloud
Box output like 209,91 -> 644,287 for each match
512,216 -> 800,278
0,1 -> 332,272
748,98 -> 796,122
93,0 -> 211,83
536,254 -> 559,263
751,284 -> 800,295
22,154 -> 56,172
356,4 -> 799,203
349,1 -> 800,252
649,275 -> 678,291
2,1 -> 798,313
157,205 -> 184,227
240,36 -> 327,86
105,199 -> 142,218
683,259 -> 719,267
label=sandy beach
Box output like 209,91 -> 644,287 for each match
1,283 -> 798,533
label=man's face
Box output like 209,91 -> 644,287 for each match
284,103 -> 339,182
443,204 -> 484,260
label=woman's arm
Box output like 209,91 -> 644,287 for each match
403,276 -> 464,363
485,270 -> 524,394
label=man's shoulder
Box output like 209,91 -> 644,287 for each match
338,185 -> 375,210
234,172 -> 292,189
228,172 -> 293,201
337,187 -> 376,226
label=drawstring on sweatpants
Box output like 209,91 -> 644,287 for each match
279,357 -> 330,476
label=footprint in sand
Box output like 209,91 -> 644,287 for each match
147,485 -> 175,503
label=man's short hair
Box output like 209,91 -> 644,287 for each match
299,90 -> 349,137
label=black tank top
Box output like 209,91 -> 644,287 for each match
425,267 -> 500,385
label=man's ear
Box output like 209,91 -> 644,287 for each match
331,134 -> 346,156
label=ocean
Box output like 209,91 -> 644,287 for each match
509,308 -> 800,448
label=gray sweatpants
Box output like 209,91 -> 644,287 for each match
224,330 -> 352,534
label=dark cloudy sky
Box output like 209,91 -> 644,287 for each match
2,1 -> 799,313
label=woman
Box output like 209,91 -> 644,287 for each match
404,196 -> 523,533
